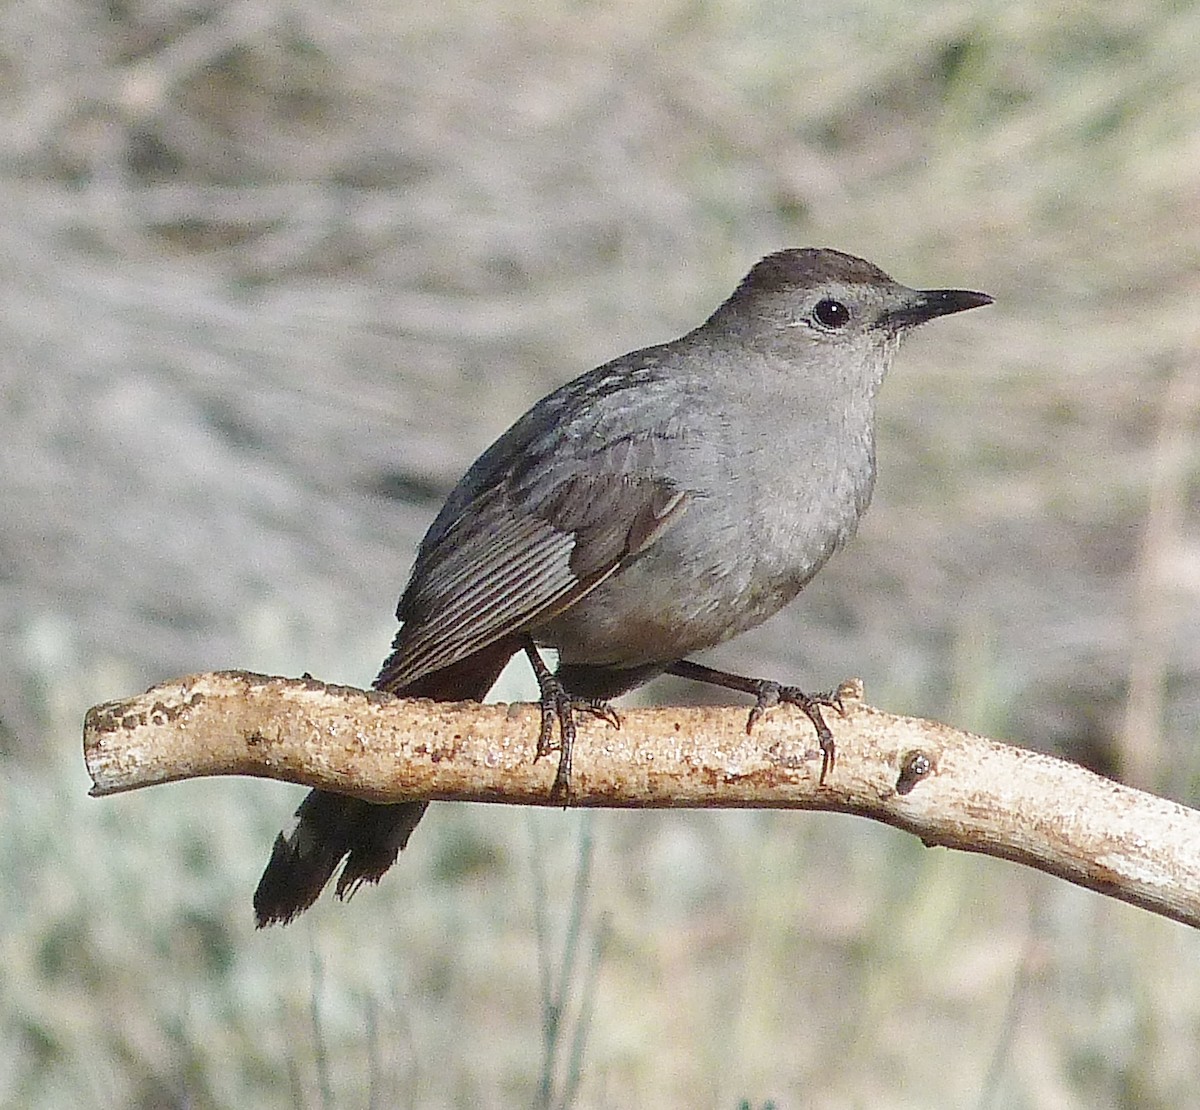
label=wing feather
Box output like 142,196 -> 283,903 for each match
375,355 -> 698,691
377,462 -> 689,688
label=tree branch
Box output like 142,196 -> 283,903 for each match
83,671 -> 1200,928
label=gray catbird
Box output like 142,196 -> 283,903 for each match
254,247 -> 991,925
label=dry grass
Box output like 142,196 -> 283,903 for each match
1,0 -> 1198,1105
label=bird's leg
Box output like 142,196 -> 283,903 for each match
666,659 -> 844,785
522,639 -> 619,802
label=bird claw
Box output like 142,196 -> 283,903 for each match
525,645 -> 619,803
747,682 -> 844,785
578,698 -> 622,731
535,679 -> 574,761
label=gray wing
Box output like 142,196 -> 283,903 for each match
376,355 -> 695,689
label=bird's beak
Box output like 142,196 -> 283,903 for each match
886,288 -> 993,328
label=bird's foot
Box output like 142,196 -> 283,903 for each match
665,660 -> 845,785
524,641 -> 620,802
746,682 -> 844,785
573,697 -> 622,731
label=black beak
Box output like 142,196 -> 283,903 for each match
887,288 -> 993,329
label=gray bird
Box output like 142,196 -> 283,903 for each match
254,247 -> 991,925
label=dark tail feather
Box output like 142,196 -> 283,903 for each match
254,795 -> 428,926
253,638 -> 518,927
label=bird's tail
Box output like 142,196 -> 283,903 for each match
253,640 -> 517,926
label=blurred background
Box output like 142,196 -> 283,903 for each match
2,0 -> 1198,1106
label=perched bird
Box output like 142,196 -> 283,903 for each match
254,247 -> 991,925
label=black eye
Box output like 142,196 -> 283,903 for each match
813,298 -> 850,329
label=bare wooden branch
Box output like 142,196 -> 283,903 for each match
83,671 -> 1200,928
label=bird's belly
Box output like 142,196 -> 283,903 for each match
534,526 -> 817,668
534,435 -> 870,669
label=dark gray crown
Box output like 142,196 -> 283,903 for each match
733,248 -> 895,300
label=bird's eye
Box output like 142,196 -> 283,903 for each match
813,299 -> 850,329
